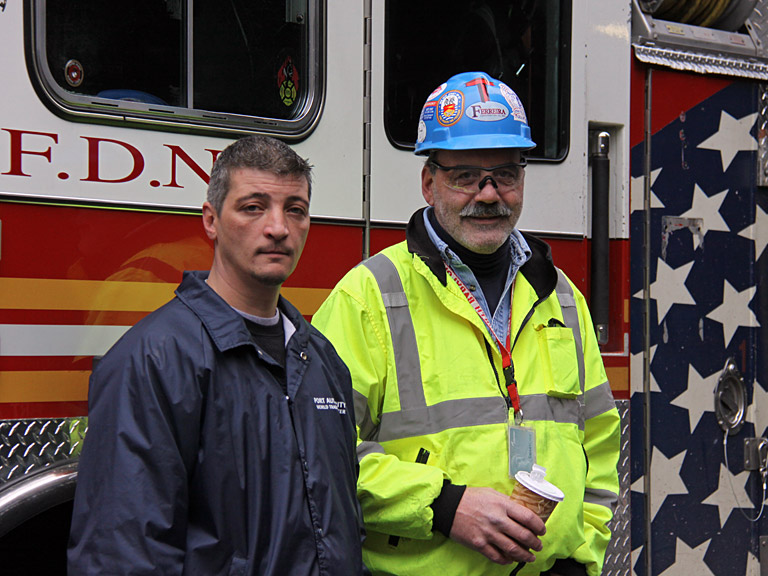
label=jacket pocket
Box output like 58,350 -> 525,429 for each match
534,325 -> 580,398
228,556 -> 247,576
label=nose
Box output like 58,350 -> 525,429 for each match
475,176 -> 502,202
264,208 -> 289,239
478,175 -> 498,191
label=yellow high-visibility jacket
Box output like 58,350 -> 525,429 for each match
312,209 -> 620,576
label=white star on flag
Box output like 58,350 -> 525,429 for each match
631,546 -> 642,576
630,346 -> 661,395
630,168 -> 664,213
706,279 -> 758,346
659,538 -> 714,576
702,463 -> 753,527
738,201 -> 768,261
659,539 -> 715,575
650,259 -> 695,322
631,447 -> 688,519
747,550 -> 761,576
679,185 -> 730,249
671,364 -> 719,434
697,110 -> 757,172
747,377 -> 768,434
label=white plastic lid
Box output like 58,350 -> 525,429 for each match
514,464 -> 565,502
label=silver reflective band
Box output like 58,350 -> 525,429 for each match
520,394 -> 584,429
556,269 -> 585,395
363,254 -> 426,410
357,440 -> 386,459
353,388 -> 378,441
585,381 -> 616,420
585,487 -> 619,512
377,397 -> 508,442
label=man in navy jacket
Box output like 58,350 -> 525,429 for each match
68,135 -> 365,575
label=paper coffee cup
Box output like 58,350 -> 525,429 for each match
509,464 -> 564,523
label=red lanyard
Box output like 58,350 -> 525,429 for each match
444,264 -> 521,416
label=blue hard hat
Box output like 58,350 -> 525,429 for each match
414,71 -> 536,155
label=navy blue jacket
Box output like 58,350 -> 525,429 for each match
68,271 -> 365,575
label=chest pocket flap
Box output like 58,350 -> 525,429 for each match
534,269 -> 586,399
535,324 -> 580,398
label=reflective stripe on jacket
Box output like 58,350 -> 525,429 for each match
312,209 -> 620,576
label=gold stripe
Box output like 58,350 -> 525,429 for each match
0,278 -> 330,315
624,298 -> 629,323
0,371 -> 89,402
606,366 -> 629,392
282,287 -> 331,315
0,278 -> 175,312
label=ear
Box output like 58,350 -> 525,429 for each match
421,165 -> 436,206
202,202 -> 218,242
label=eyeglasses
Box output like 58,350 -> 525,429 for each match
428,159 -> 527,194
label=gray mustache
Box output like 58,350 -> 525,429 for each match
460,203 -> 513,218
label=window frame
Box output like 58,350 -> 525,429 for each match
25,0 -> 326,140
382,0 -> 572,162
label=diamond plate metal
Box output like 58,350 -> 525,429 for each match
634,45 -> 768,80
632,0 -> 768,80
0,418 -> 87,484
603,400 -> 631,576
747,0 -> 768,58
759,83 -> 768,188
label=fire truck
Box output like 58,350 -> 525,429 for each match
0,1 -> 766,574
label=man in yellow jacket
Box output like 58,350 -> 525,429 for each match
313,71 -> 620,576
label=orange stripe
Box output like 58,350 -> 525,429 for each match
1,278 -> 175,312
606,366 -> 629,393
281,287 -> 331,315
0,278 -> 331,315
0,371 -> 89,403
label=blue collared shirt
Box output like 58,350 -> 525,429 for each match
423,207 -> 532,347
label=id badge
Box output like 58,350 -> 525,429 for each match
508,425 -> 536,478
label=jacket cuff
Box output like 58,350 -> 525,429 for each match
546,558 -> 588,576
430,480 -> 466,536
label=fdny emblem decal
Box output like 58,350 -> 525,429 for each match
437,90 -> 464,126
499,83 -> 527,123
277,56 -> 299,107
466,101 -> 509,122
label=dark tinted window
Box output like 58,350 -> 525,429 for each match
385,1 -> 571,160
37,0 -> 320,135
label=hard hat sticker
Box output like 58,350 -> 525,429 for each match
427,82 -> 447,101
437,91 -> 464,126
499,83 -> 527,123
417,120 -> 427,143
466,101 -> 509,122
421,102 -> 436,122
466,76 -> 493,102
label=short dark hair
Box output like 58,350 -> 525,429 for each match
207,135 -> 313,213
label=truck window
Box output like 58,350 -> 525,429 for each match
32,0 -> 321,137
384,0 -> 571,160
